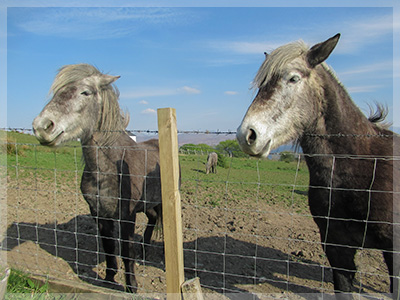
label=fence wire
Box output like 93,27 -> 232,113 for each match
0,129 -> 398,299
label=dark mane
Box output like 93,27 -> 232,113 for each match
368,103 -> 389,124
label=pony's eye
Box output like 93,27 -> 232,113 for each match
81,91 -> 91,96
289,75 -> 300,83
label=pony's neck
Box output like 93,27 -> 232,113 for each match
81,131 -> 118,171
300,66 -> 375,156
81,130 -> 135,172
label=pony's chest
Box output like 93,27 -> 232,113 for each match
80,168 -> 128,217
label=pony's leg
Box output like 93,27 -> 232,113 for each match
134,209 -> 156,259
144,208 -> 157,244
140,207 -> 161,259
98,219 -> 118,283
121,215 -> 137,293
116,160 -> 137,292
325,244 -> 357,299
383,250 -> 400,298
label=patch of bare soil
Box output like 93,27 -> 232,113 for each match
1,171 -> 390,299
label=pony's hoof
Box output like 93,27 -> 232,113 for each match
104,273 -> 116,282
125,284 -> 137,293
101,280 -> 124,291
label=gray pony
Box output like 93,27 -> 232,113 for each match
206,152 -> 218,174
32,64 -> 162,293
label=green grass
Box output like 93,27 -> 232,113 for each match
3,131 -> 310,212
2,130 -> 83,183
4,269 -> 155,299
3,131 -> 312,295
4,131 -> 309,207
6,269 -> 51,298
179,153 -> 309,212
5,268 -> 155,299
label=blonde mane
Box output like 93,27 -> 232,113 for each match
51,64 -> 128,146
252,40 -> 309,89
252,40 -> 389,132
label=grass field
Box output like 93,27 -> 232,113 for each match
0,130 -> 325,295
179,152 -> 309,213
3,131 -> 82,182
1,130 -> 392,296
2,130 -> 310,213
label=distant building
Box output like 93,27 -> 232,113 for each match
127,130 -> 137,142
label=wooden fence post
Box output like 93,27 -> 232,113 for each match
157,108 -> 185,300
0,268 -> 10,300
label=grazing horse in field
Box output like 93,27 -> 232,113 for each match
32,64 -> 162,293
236,34 -> 399,298
206,152 -> 218,174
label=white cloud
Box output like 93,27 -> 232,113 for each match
122,86 -> 201,99
224,91 -> 239,95
123,88 -> 176,99
333,14 -> 394,54
178,86 -> 201,94
347,85 -> 383,94
205,13 -> 394,56
206,40 -> 284,55
139,100 -> 149,105
16,7 -> 187,39
141,108 -> 156,115
339,61 -> 392,77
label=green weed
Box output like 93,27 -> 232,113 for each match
6,269 -> 49,296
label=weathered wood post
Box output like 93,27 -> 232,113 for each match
0,268 -> 10,299
157,108 -> 185,300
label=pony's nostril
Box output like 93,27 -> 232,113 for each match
43,120 -> 55,133
247,128 -> 257,145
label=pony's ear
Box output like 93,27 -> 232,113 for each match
306,33 -> 340,68
98,74 -> 120,87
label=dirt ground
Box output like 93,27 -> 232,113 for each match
1,168 -> 391,299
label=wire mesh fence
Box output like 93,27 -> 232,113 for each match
0,128 -> 398,299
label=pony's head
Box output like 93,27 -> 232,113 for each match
33,64 -> 127,146
236,34 -> 340,158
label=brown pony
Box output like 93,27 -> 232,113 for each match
206,152 -> 218,174
33,64 -> 162,293
237,34 -> 399,298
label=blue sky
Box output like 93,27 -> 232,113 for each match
1,2 -> 399,133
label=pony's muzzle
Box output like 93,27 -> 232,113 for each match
32,116 -> 62,146
237,125 -> 272,158
236,126 -> 258,153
